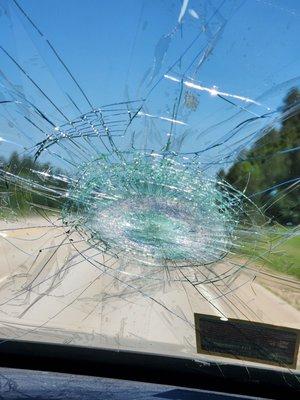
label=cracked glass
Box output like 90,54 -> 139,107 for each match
0,0 -> 299,390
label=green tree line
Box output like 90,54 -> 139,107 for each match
0,152 -> 66,215
220,88 -> 300,225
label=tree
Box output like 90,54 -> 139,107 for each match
223,88 -> 300,225
0,152 -> 67,215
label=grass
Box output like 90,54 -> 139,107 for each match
238,228 -> 300,280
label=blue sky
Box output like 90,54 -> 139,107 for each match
15,0 -> 299,102
0,0 -> 300,164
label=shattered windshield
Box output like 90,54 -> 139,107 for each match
0,0 -> 299,387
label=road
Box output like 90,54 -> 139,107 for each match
0,216 -> 299,370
